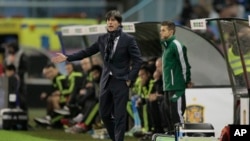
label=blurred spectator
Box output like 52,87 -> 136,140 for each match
148,57 -> 165,134
64,65 -> 103,134
227,26 -> 250,87
5,64 -> 20,108
4,41 -> 19,66
213,0 -> 246,18
80,57 -> 93,76
34,63 -> 66,127
91,54 -> 103,66
226,0 -> 246,18
4,41 -> 28,111
60,62 -> 83,107
178,0 -> 247,27
191,4 -> 210,19
179,0 -> 194,25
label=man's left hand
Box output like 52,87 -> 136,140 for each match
126,80 -> 131,87
187,82 -> 194,88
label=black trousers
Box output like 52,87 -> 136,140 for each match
99,76 -> 129,141
148,99 -> 165,133
161,91 -> 186,133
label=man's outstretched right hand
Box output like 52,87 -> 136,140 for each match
51,53 -> 67,63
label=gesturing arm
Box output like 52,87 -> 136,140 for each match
51,53 -> 67,63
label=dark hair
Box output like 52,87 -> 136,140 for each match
140,65 -> 153,76
105,10 -> 122,24
161,20 -> 176,34
44,62 -> 56,69
7,41 -> 19,54
65,62 -> 76,70
5,64 -> 16,72
90,65 -> 102,74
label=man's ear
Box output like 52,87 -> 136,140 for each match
170,29 -> 174,35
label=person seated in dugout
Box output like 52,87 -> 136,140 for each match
126,64 -> 155,137
148,69 -> 165,134
34,62 -> 67,127
54,62 -> 84,116
61,65 -> 103,134
54,58 -> 94,129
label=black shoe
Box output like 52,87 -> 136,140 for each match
133,131 -> 145,138
139,134 -> 152,141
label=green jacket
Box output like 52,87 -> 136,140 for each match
61,71 -> 83,95
60,71 -> 83,103
53,73 -> 66,92
131,77 -> 155,99
161,35 -> 191,91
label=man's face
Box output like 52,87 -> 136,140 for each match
65,64 -> 74,75
7,47 -> 15,54
106,16 -> 120,32
81,58 -> 92,73
43,68 -> 50,79
160,25 -> 173,40
45,67 -> 58,80
6,70 -> 14,77
92,69 -> 101,82
153,70 -> 161,80
138,69 -> 150,86
155,59 -> 162,74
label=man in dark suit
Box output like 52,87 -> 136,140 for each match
51,10 -> 143,141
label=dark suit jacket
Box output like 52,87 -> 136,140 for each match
66,32 -> 143,89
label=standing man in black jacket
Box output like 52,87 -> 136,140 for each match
52,10 -> 143,141
5,64 -> 20,108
